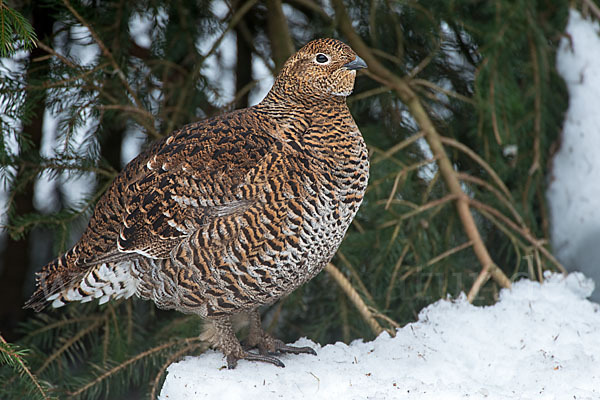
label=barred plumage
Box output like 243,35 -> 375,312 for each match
25,38 -> 369,368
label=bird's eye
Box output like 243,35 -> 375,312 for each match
315,53 -> 329,64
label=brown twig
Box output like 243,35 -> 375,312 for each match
439,136 -> 512,199
371,131 -> 425,164
325,263 -> 386,336
469,198 -> 567,273
582,0 -> 600,19
411,78 -> 475,104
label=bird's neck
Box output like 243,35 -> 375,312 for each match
256,92 -> 353,142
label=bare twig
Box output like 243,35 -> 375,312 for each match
325,263 -> 386,336
469,198 -> 567,274
371,131 -> 425,165
411,78 -> 475,104
582,0 -> 600,19
439,136 -> 512,199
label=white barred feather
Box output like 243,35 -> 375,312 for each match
50,261 -> 138,308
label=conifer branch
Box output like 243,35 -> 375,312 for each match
0,3 -> 37,57
582,0 -> 600,19
331,0 -> 512,298
22,315 -> 102,340
411,79 -> 475,104
202,0 -> 259,61
336,251 -> 376,304
456,172 -> 526,229
377,194 -> 458,229
0,335 -> 51,400
35,317 -> 104,375
61,0 -> 142,110
385,244 -> 411,309
69,338 -> 202,398
438,135 -> 512,200
266,0 -> 295,69
469,199 -> 567,274
61,0 -> 159,138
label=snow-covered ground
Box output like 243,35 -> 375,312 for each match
160,273 -> 600,400
548,10 -> 600,301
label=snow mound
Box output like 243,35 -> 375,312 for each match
159,273 -> 600,400
548,9 -> 600,300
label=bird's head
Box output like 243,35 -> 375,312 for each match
268,38 -> 367,104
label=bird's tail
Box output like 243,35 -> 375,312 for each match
24,252 -> 138,311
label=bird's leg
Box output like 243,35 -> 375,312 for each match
210,315 -> 285,369
245,309 -> 317,356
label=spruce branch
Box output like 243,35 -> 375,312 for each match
35,317 -> 104,375
370,131 -> 426,165
331,0 -> 512,299
469,199 -> 567,274
0,2 -> 38,57
0,334 -> 51,400
69,337 -> 202,398
385,243 -> 411,309
60,0 -> 159,138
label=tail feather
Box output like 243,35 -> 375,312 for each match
24,257 -> 139,311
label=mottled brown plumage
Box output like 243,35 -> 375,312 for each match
25,38 -> 369,368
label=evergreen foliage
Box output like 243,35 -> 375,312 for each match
0,0 -> 587,398
0,2 -> 37,57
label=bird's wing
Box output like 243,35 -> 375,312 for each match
78,108 -> 295,264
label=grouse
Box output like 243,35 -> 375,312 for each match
25,38 -> 369,368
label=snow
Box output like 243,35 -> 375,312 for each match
159,273 -> 600,400
547,10 -> 600,301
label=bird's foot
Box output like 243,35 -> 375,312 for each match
269,338 -> 317,356
243,332 -> 317,357
226,348 -> 285,369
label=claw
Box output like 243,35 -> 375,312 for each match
227,351 -> 285,369
274,340 -> 317,356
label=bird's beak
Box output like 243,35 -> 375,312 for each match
343,56 -> 368,70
